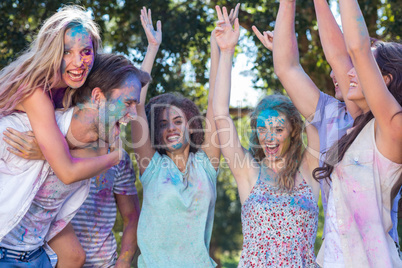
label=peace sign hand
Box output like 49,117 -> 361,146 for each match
252,26 -> 274,51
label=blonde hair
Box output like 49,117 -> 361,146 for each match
249,95 -> 305,191
0,5 -> 101,116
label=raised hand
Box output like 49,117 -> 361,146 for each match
228,3 -> 240,26
214,6 -> 240,52
140,7 -> 162,48
252,26 -> 274,51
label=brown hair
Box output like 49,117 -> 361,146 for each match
313,41 -> 402,206
145,93 -> 204,155
249,94 -> 304,190
73,53 -> 150,104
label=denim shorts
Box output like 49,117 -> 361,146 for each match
0,246 -> 52,267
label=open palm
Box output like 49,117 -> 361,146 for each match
140,7 -> 162,47
214,6 -> 240,51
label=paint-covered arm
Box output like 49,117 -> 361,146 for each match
115,193 -> 140,268
273,0 -> 321,121
338,0 -> 402,162
21,88 -> 120,184
131,7 -> 161,174
313,0 -> 361,119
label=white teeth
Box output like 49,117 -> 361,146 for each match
350,82 -> 357,87
267,144 -> 278,148
335,82 -> 339,87
167,135 -> 180,142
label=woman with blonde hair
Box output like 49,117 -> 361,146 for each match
0,5 -> 121,184
212,5 -> 320,267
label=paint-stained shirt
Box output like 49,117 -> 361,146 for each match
137,150 -> 218,268
0,108 -> 90,250
310,92 -> 353,217
71,150 -> 137,267
316,119 -> 402,267
311,92 -> 400,245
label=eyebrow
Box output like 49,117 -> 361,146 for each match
173,116 -> 183,120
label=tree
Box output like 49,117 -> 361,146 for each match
2,1 -> 401,266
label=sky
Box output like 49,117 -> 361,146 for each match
228,0 -> 341,108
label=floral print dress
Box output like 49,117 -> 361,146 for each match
239,171 -> 319,267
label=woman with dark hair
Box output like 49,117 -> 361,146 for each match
311,0 -> 402,266
212,6 -> 320,267
131,5 -> 238,267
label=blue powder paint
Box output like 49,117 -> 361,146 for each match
257,109 -> 279,128
21,228 -> 27,241
67,25 -> 86,38
172,142 -> 183,150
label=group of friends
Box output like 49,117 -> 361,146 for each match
0,0 -> 401,267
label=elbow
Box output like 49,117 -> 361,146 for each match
345,39 -> 371,60
56,170 -> 83,185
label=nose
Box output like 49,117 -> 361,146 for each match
72,53 -> 83,67
126,104 -> 137,121
347,68 -> 355,78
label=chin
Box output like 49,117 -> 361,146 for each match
335,91 -> 344,102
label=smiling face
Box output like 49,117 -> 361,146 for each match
346,67 -> 364,100
98,75 -> 142,144
256,109 -> 292,163
158,106 -> 190,153
330,70 -> 343,101
60,25 -> 94,89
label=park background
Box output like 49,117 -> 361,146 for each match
1,0 -> 401,267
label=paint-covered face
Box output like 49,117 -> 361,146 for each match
256,110 -> 292,162
330,70 -> 343,101
98,75 -> 141,144
60,25 -> 94,89
346,67 -> 365,101
159,106 -> 190,152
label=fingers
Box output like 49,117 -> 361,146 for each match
232,3 -> 240,21
215,6 -> 224,21
148,8 -> 152,27
7,147 -> 26,158
252,25 -> 264,40
233,18 -> 240,33
222,7 -> 230,24
3,135 -> 25,152
157,20 -> 162,33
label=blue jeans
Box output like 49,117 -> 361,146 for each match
0,247 -> 52,267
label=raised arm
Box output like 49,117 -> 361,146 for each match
338,0 -> 402,163
21,89 -> 119,184
131,7 -> 161,174
272,0 -> 321,120
213,6 -> 258,203
313,0 -> 361,119
203,3 -> 239,170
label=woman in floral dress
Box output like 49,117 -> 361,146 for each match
212,5 -> 320,267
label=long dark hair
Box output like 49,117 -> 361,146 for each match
313,41 -> 402,205
145,93 -> 204,155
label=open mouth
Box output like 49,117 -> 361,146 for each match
67,69 -> 86,82
265,144 -> 279,155
349,81 -> 358,88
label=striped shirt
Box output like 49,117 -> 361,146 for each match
71,150 -> 137,267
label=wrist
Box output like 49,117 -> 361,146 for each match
147,44 -> 160,52
220,48 -> 235,55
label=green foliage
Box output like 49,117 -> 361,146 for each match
2,0 -> 401,267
